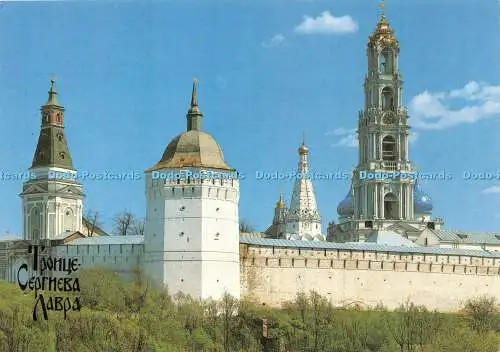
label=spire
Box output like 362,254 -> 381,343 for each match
46,78 -> 61,106
288,141 -> 322,239
187,78 -> 203,131
276,193 -> 285,209
31,79 -> 74,170
298,141 -> 309,173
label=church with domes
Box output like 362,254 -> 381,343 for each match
1,3 -> 500,309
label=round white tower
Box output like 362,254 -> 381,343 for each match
144,80 -> 240,301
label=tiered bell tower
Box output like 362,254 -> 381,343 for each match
331,2 -> 441,242
353,3 -> 414,223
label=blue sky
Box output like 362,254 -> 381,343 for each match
0,0 -> 500,236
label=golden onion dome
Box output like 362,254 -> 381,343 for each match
276,194 -> 285,208
298,143 -> 309,155
368,15 -> 399,49
368,1 -> 399,50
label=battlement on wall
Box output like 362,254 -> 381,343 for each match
239,243 -> 500,276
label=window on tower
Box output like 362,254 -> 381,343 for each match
382,135 -> 397,161
384,193 -> 398,220
379,55 -> 386,73
381,87 -> 394,111
379,49 -> 392,73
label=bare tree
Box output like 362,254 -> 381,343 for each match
239,219 -> 255,233
84,209 -> 103,237
131,218 -> 145,236
112,211 -> 135,236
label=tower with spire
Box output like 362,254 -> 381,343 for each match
265,193 -> 288,239
20,80 -> 84,240
330,2 -> 441,242
264,140 -> 323,241
286,141 -> 323,240
144,79 -> 240,301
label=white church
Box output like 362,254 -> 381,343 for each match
1,7 -> 500,306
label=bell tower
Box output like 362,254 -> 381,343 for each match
352,1 -> 415,223
332,1 -> 443,243
20,79 -> 84,240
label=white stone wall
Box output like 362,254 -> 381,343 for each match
240,244 -> 500,312
144,168 -> 240,300
53,244 -> 142,272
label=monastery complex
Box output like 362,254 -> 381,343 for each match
1,6 -> 499,312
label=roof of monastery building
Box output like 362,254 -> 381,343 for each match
363,230 -> 419,247
431,229 -> 500,245
239,235 -> 500,258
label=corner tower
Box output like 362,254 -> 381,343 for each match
20,80 -> 84,240
144,80 -> 240,300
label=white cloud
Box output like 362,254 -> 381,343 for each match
261,33 -> 286,48
326,128 -> 358,147
409,81 -> 500,130
294,11 -> 358,35
483,186 -> 500,194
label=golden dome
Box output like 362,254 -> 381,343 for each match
147,130 -> 232,171
276,194 -> 285,208
298,143 -> 309,155
368,15 -> 399,49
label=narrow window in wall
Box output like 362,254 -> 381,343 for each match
265,258 -> 269,266
292,258 -> 295,267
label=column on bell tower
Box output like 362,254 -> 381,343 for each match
351,1 -> 415,224
20,79 -> 84,240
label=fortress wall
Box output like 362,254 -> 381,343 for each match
239,244 -> 500,312
53,244 -> 143,273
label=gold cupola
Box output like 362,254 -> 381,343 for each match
368,0 -> 399,50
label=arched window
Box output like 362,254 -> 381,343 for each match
382,135 -> 397,161
379,49 -> 392,73
381,87 -> 394,111
384,193 -> 398,220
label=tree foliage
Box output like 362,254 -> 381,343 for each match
0,271 -> 498,351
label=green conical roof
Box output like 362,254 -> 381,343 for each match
31,80 -> 75,170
